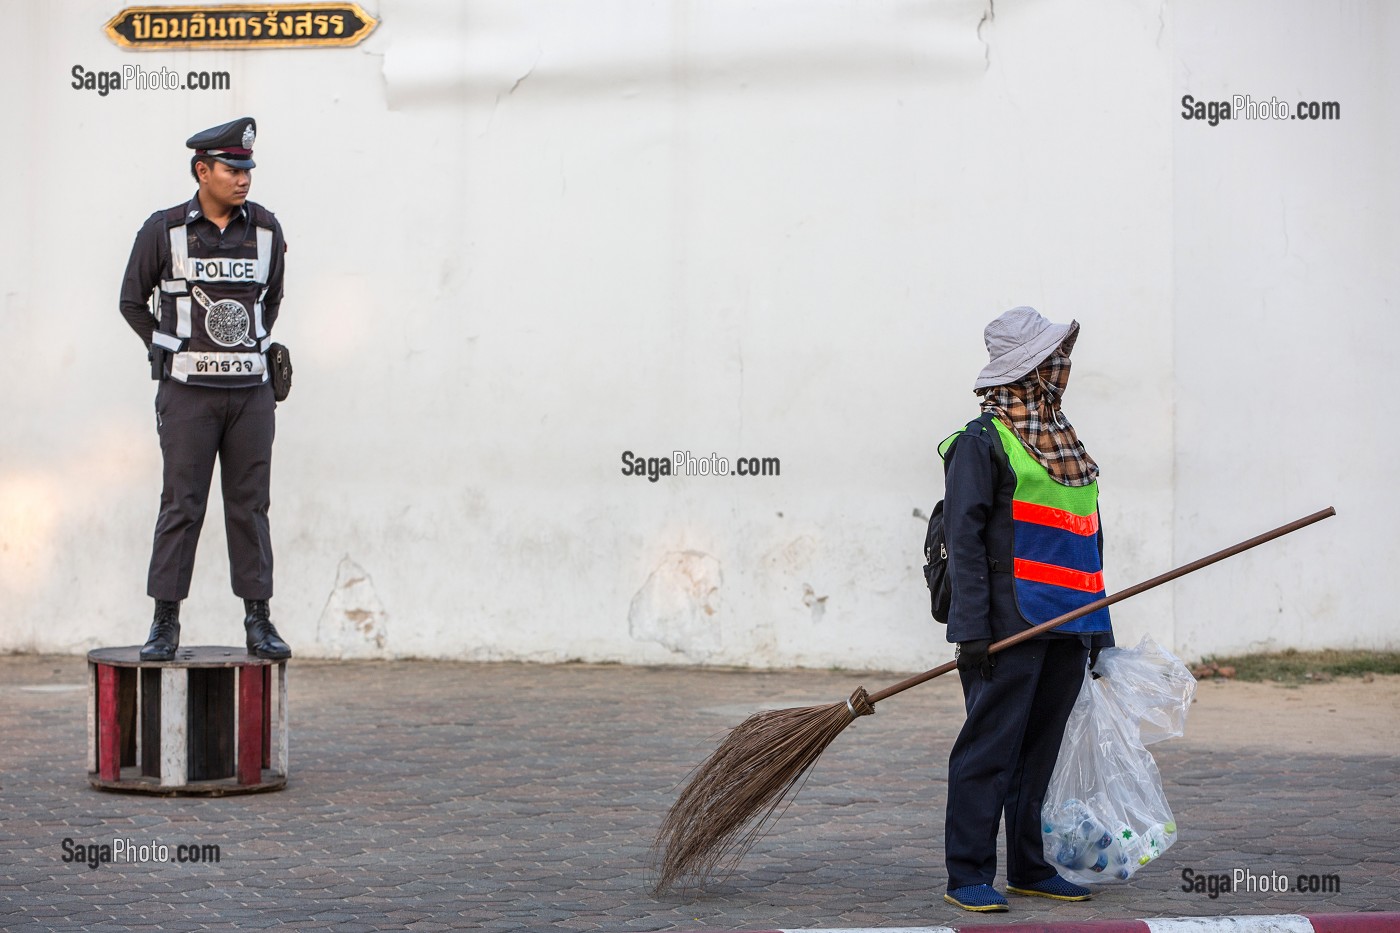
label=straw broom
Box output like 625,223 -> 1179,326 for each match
651,506 -> 1336,894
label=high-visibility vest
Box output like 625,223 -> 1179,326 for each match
150,202 -> 277,388
990,417 -> 1112,635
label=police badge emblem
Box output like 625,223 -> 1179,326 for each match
242,124 -> 256,149
192,286 -> 255,348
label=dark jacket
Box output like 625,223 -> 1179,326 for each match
941,416 -> 1115,651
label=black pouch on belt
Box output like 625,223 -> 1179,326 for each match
267,343 -> 293,401
148,345 -> 168,381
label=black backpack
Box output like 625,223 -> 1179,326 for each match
923,499 -> 954,623
923,413 -> 1006,623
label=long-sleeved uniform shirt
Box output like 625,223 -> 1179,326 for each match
119,195 -> 285,350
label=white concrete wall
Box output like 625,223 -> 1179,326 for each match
0,0 -> 1390,667
1170,0 -> 1400,658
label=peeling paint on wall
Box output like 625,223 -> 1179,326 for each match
763,535 -> 818,574
316,557 -> 390,659
627,551 -> 722,660
801,583 -> 829,624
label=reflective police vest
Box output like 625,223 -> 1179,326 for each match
149,202 -> 276,388
990,417 -> 1112,635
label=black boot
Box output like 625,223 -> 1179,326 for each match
244,599 -> 292,660
140,599 -> 181,661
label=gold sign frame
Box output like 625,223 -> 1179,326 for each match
105,4 -> 377,50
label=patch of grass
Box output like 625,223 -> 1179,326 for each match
1199,649 -> 1400,683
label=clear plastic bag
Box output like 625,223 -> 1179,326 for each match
1094,635 -> 1198,746
1041,636 -> 1197,884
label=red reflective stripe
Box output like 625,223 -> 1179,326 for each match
1014,558 -> 1104,593
1012,499 -> 1099,535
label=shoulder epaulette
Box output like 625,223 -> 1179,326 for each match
244,201 -> 278,228
161,203 -> 192,226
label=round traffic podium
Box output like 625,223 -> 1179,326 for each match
87,646 -> 288,795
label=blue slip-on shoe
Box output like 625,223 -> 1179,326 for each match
944,883 -> 1009,912
1007,875 -> 1093,901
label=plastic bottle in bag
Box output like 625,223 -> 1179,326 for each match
1043,798 -> 1113,873
1040,637 -> 1195,885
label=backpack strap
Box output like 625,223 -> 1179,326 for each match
968,411 -> 1010,466
939,412 -> 1009,469
940,412 -> 1013,573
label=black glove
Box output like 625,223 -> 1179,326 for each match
957,639 -> 995,679
1089,645 -> 1103,679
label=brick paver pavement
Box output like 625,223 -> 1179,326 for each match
2,654 -> 1396,930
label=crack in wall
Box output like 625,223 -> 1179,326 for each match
316,556 -> 391,658
977,0 -> 995,71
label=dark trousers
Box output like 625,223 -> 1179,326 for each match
147,380 -> 275,602
944,637 -> 1088,890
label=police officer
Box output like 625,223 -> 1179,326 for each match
119,117 -> 292,662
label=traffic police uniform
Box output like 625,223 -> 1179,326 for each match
119,117 -> 291,661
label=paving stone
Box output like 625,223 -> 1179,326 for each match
3,654 -> 1396,930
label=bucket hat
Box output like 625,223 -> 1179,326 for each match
973,306 -> 1077,390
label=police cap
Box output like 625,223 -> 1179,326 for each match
186,117 -> 257,169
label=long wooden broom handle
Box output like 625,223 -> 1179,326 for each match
867,506 -> 1337,705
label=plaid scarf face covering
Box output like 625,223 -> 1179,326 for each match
978,350 -> 1100,487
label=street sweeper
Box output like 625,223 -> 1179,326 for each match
650,302 -> 1331,895
937,306 -> 1115,912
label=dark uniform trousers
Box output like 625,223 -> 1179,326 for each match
148,380 -> 275,602
944,637 -> 1088,889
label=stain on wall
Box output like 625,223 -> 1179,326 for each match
628,551 -> 723,661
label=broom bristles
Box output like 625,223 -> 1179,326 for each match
651,687 -> 874,894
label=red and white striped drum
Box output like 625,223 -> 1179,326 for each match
86,646 -> 288,795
